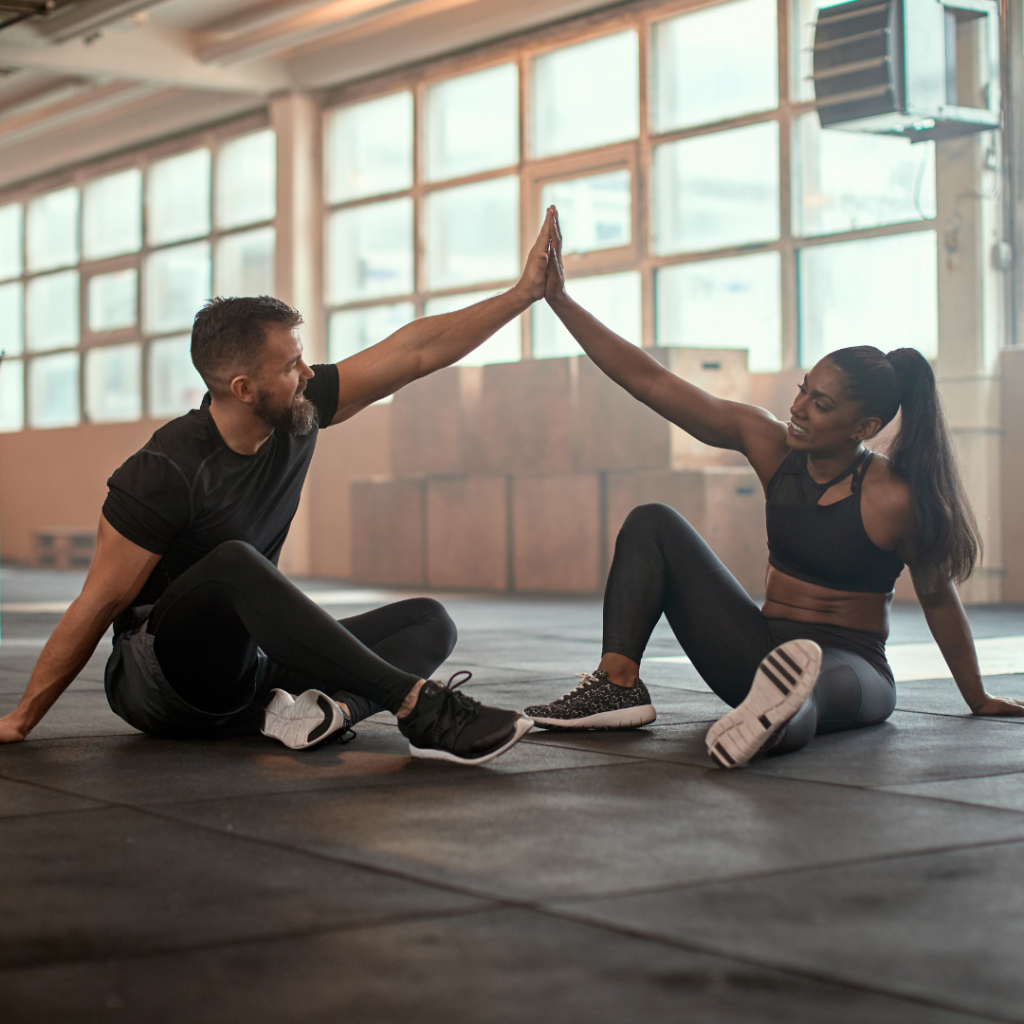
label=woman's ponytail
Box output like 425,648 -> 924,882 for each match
828,345 -> 981,582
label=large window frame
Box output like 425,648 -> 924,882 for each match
0,112 -> 275,433
322,0 -> 938,369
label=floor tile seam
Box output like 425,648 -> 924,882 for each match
896,708 -> 1024,725
0,771 -> 124,809
528,904 -> 1016,1024
104,758 -> 645,810
544,832 -> 1024,907
116,801 -> 560,907
878,765 -> 1024,790
0,904 -> 504,975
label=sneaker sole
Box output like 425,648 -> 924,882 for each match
528,705 -> 657,731
408,715 -> 534,766
705,640 -> 822,769
261,688 -> 349,750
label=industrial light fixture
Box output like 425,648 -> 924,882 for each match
813,0 -> 1002,142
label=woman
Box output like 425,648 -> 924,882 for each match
525,209 -> 1024,766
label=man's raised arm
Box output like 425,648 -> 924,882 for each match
329,208 -> 555,424
0,516 -> 161,742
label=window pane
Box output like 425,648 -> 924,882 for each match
424,291 -> 521,365
327,198 -> 413,304
532,31 -> 640,158
653,122 -> 779,255
85,342 -> 141,423
657,252 -> 781,372
532,270 -> 641,359
541,170 -> 631,254
425,176 -> 519,290
29,351 -> 79,429
26,188 -> 79,273
426,64 -> 519,181
217,130 -> 276,230
145,241 -> 211,335
216,227 -> 275,297
800,232 -> 938,367
147,149 -> 211,247
326,92 -> 413,204
26,271 -> 79,352
148,335 -> 207,418
88,269 -> 138,332
83,169 -> 142,261
0,203 -> 22,281
0,357 -> 23,432
0,281 -> 23,355
652,0 -> 778,132
328,302 -> 416,362
793,115 -> 936,236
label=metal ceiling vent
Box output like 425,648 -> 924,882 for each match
813,0 -> 1001,142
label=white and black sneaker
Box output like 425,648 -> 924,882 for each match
705,639 -> 822,769
261,688 -> 355,750
525,671 -> 657,730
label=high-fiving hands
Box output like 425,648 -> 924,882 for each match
544,206 -> 567,306
513,206 -> 557,305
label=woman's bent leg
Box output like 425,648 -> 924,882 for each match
605,504 -> 773,706
767,648 -> 896,756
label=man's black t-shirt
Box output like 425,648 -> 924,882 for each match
103,364 -> 340,624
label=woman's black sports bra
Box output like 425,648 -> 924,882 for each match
765,449 -> 905,594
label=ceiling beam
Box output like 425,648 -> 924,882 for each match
0,24 -> 290,92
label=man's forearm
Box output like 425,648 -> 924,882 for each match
6,599 -> 112,736
402,285 -> 531,377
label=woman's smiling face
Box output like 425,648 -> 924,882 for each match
787,358 -> 881,454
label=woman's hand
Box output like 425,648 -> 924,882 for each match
544,206 -> 567,305
971,694 -> 1024,716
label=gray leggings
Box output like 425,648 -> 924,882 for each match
603,504 -> 897,755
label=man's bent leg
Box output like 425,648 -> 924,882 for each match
148,541 -> 422,716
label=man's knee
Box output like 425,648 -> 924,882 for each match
203,540 -> 266,577
415,597 -> 458,656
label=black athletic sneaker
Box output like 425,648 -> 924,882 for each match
705,639 -> 822,768
261,688 -> 357,750
524,671 -> 657,730
398,671 -> 533,765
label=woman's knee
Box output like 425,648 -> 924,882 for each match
619,503 -> 690,542
395,597 -> 458,656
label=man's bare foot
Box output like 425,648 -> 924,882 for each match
598,653 -> 640,688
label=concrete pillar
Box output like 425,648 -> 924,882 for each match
935,130 -> 1008,603
271,92 -> 324,577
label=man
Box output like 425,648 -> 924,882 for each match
0,211 -> 556,765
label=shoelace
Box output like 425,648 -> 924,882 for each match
549,671 -> 603,703
421,671 -> 483,743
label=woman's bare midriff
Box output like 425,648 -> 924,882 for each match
761,566 -> 892,637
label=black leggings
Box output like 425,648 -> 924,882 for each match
148,540 -> 456,718
603,504 -> 896,754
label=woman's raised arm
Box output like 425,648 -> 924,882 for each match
543,208 -> 787,477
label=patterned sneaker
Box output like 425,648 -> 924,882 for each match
261,689 -> 355,750
398,672 -> 533,766
524,671 -> 657,730
705,639 -> 822,769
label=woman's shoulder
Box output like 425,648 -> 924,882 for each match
863,451 -> 913,521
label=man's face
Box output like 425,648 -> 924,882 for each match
251,326 -> 317,436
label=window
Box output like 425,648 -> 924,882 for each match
0,124 -> 276,430
323,4 -> 936,372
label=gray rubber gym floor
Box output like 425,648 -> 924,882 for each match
2,565 -> 1024,1023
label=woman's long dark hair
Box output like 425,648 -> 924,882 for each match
827,345 -> 981,583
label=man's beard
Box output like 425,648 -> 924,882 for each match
252,386 -> 318,436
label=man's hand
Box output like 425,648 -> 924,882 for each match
0,715 -> 27,744
512,206 -> 556,304
971,694 -> 1024,716
545,206 -> 567,305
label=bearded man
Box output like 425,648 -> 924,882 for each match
0,212 -> 555,764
